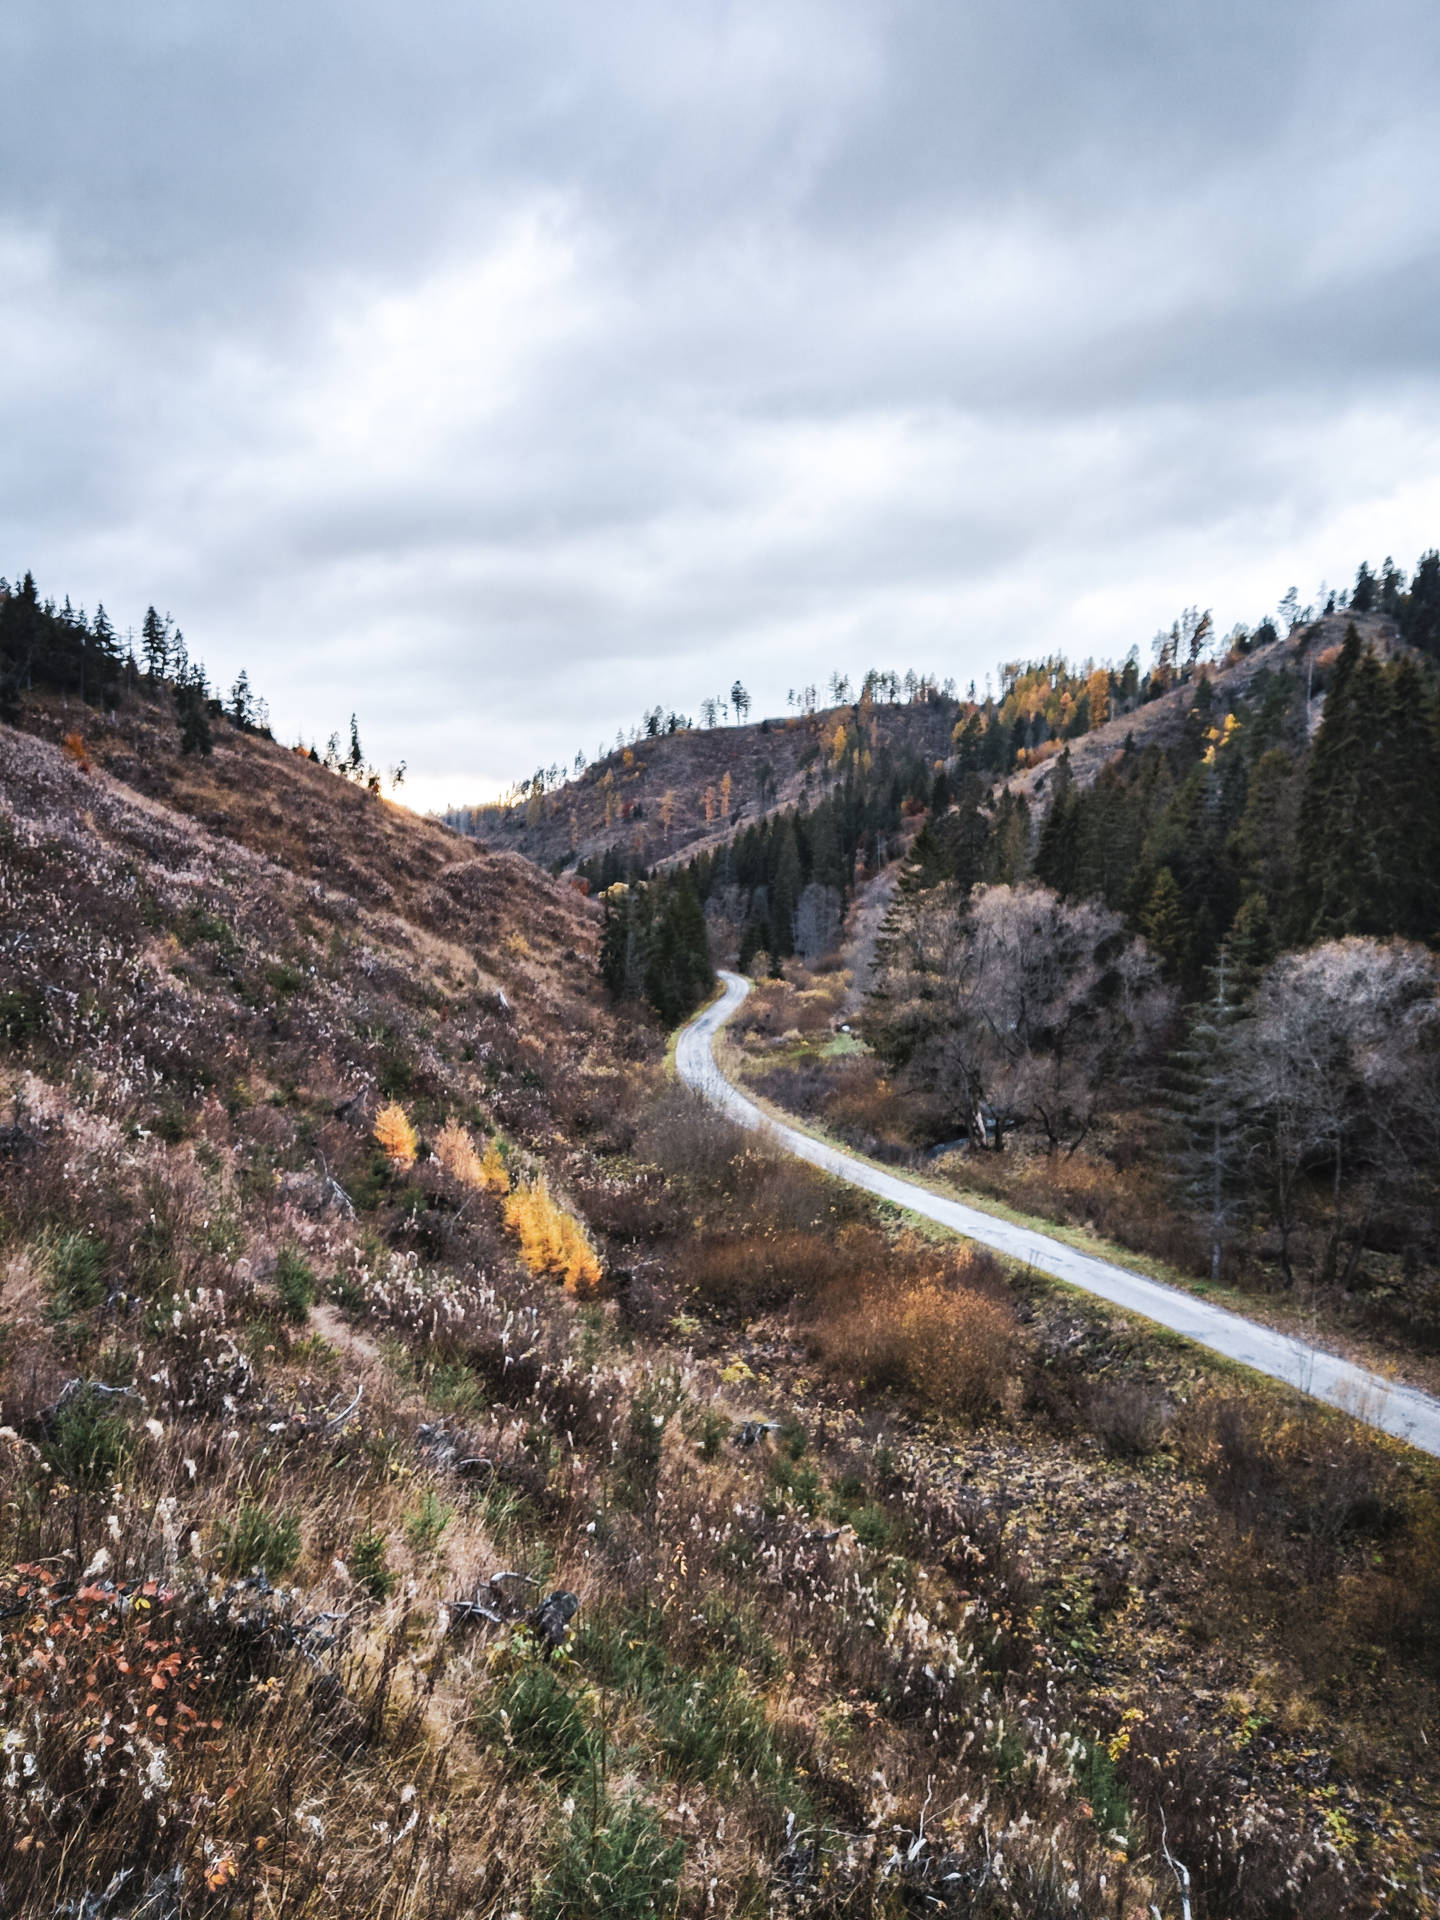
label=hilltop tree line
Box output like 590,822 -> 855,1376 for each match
1,568 -> 402,792
461,547 -> 1440,862
0,569 -> 267,757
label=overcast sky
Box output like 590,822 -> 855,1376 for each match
4,2 -> 1440,810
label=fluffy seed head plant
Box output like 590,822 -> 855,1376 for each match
373,1099 -> 418,1171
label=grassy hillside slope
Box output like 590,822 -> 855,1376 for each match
1,698 -> 1438,1918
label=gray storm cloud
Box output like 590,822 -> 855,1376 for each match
3,1 -> 1439,808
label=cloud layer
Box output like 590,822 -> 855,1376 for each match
5,1 -> 1440,808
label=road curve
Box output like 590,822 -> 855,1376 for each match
677,970 -> 1440,1460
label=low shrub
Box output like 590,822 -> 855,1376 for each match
810,1247 -> 1018,1418
404,1488 -> 453,1555
650,1661 -> 782,1786
1087,1379 -> 1171,1459
350,1528 -> 394,1600
44,1385 -> 131,1485
482,1661 -> 598,1784
49,1230 -> 109,1312
434,1117 -> 510,1193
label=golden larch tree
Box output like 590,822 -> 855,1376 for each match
373,1101 -> 418,1171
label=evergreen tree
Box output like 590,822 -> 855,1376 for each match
176,681 -> 213,756
768,819 -> 802,957
1225,891 -> 1274,989
1292,627 -> 1393,940
600,874 -> 712,1022
1032,750 -> 1080,895
1402,549 -> 1440,662
1166,946 -> 1249,1282
599,887 -> 633,1000
229,670 -> 253,729
141,606 -> 169,681
1141,867 -> 1190,981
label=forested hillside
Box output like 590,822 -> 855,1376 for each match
700,584 -> 1440,1358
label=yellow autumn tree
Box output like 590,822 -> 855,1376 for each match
374,1100 -> 418,1171
719,770 -> 733,818
435,1117 -> 483,1185
479,1137 -> 511,1193
703,785 -> 717,825
503,1179 -> 601,1294
1086,666 -> 1110,728
435,1118 -> 512,1192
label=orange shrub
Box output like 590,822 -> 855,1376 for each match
373,1099 -> 418,1171
61,731 -> 92,773
503,1179 -> 601,1294
811,1249 -> 1016,1418
434,1118 -> 511,1193
434,1116 -> 483,1184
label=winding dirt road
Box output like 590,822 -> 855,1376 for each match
677,970 -> 1440,1459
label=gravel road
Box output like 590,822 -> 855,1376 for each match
676,970 -> 1440,1458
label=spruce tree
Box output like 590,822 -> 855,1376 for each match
1377,657 -> 1440,941
1401,549 -> 1440,661
1165,946 -> 1249,1282
1032,750 -> 1080,895
176,682 -> 213,756
599,888 -> 632,1000
140,606 -> 169,682
1292,626 -> 1390,939
1141,867 -> 1190,981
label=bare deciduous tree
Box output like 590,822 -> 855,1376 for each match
1222,937 -> 1440,1287
865,883 -> 1172,1152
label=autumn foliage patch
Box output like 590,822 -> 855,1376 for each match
503,1178 -> 602,1293
372,1099 -> 418,1171
434,1116 -> 510,1193
810,1245 -> 1018,1418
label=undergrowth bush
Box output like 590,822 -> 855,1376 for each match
810,1246 -> 1018,1417
48,1229 -> 109,1311
435,1117 -> 510,1192
44,1385 -> 131,1485
483,1660 -> 598,1784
